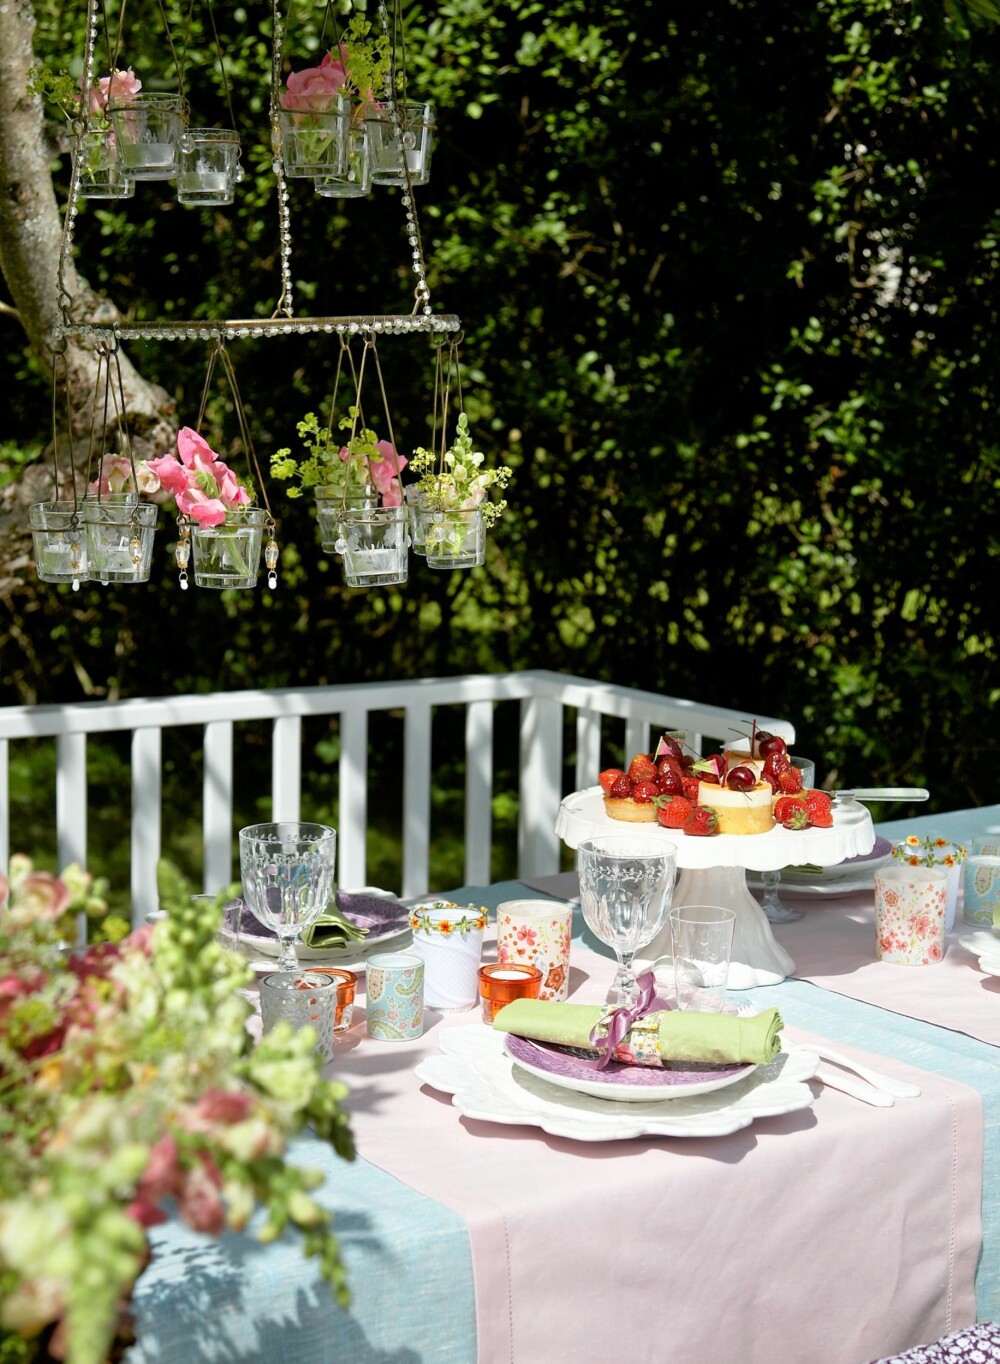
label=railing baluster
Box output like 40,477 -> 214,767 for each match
518,696 -> 563,877
203,720 -> 234,893
272,715 -> 302,821
576,709 -> 602,792
0,737 -> 9,872
402,699 -> 432,899
56,732 -> 88,872
131,728 -> 162,926
465,700 -> 494,887
339,705 -> 367,888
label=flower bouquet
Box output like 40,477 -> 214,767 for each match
408,413 -> 511,568
149,427 -> 269,590
27,64 -> 143,199
271,408 -> 407,554
0,858 -> 355,1364
278,16 -> 403,194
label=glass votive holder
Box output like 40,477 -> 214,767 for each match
324,967 -> 357,1031
478,962 -> 542,1023
259,970 -> 340,1063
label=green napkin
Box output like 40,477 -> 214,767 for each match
301,909 -> 371,950
493,998 -> 783,1066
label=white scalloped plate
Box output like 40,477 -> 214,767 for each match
415,1028 -> 819,1142
959,931 -> 1000,977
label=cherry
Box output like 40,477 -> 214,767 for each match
758,734 -> 787,758
655,735 -> 683,763
657,767 -> 684,796
726,765 -> 757,792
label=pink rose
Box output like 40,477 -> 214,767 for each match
368,440 -> 407,506
100,67 -> 142,108
281,58 -> 346,113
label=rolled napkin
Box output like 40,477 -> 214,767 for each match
493,997 -> 783,1068
301,908 -> 372,949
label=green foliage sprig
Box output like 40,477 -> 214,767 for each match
410,413 -> 512,529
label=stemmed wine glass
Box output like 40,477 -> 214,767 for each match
577,835 -> 678,1010
238,821 -> 338,973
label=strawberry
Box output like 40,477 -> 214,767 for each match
632,780 -> 660,804
681,776 -> 701,803
656,795 -> 693,829
657,766 -> 684,797
778,805 -> 811,831
762,750 -> 792,792
807,805 -> 833,828
773,795 -> 807,824
683,804 -> 719,836
805,788 -> 832,813
776,767 -> 804,795
599,768 -> 625,795
608,774 -> 633,800
627,754 -> 658,785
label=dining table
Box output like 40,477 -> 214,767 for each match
128,804 -> 1000,1364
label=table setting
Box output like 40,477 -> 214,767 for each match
118,804 -> 1000,1364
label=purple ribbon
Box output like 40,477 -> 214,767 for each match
588,970 -> 658,1070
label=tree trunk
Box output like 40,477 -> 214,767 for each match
0,0 -> 176,602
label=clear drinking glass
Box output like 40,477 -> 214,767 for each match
577,836 -> 678,1009
669,904 -> 737,1011
238,822 -> 337,973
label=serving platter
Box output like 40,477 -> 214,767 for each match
416,1028 -> 820,1142
503,1034 -> 757,1103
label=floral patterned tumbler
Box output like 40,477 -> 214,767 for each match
496,899 -> 574,1001
874,864 -> 948,965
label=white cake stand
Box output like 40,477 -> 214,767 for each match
555,788 -> 876,988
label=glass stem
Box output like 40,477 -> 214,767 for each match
276,935 -> 300,972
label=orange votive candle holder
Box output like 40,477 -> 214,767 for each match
310,967 -> 356,1031
478,961 -> 543,1023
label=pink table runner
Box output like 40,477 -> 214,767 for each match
331,938 -> 983,1364
771,892 -> 1000,1046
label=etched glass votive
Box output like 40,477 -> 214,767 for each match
478,962 -> 542,1023
176,128 -> 242,206
259,970 -> 340,1063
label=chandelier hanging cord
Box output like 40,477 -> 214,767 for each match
269,0 -> 295,318
46,340 -> 81,512
198,338 -> 278,527
182,0 -> 239,133
90,333 -> 144,523
153,0 -> 188,110
366,335 -> 405,503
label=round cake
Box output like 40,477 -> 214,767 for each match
696,780 -> 775,835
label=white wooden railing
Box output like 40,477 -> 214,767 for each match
0,670 -> 794,925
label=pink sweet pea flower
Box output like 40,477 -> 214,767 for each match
281,57 -> 346,113
371,441 -> 407,506
147,452 -> 191,496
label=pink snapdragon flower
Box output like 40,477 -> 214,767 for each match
281,53 -> 347,113
148,427 -> 252,529
340,439 -> 407,507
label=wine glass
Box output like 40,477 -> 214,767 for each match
577,836 -> 678,1010
238,822 -> 337,973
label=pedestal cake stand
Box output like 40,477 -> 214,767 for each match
555,788 -> 876,988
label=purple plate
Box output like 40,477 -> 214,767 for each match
503,1034 -> 757,1103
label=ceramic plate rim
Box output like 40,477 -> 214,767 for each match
228,921 -> 411,963
503,1034 -> 757,1102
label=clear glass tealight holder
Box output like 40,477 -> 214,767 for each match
29,500 -> 89,586
73,126 -> 134,200
176,128 -> 243,206
109,93 -> 187,180
259,970 -> 342,1064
